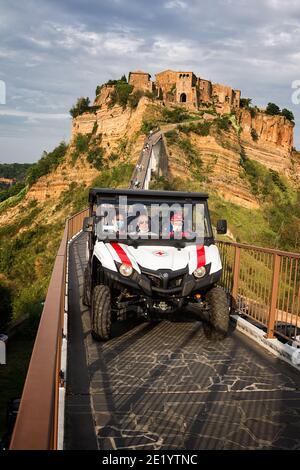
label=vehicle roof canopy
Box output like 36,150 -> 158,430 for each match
89,188 -> 209,204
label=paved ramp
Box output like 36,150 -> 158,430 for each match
65,234 -> 300,450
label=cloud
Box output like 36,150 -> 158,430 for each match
164,1 -> 187,9
0,108 -> 69,121
1,0 -> 300,162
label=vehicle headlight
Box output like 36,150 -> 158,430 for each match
119,263 -> 133,277
193,266 -> 206,279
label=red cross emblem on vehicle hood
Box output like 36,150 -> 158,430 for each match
153,250 -> 167,257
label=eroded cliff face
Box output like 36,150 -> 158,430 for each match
23,98 -> 151,204
71,96 -> 150,148
16,98 -> 300,214
238,109 -> 297,177
167,128 -> 260,209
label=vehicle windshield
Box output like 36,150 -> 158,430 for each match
94,195 -> 213,244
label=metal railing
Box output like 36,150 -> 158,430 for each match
217,240 -> 300,344
9,208 -> 89,450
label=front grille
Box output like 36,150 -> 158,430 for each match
141,267 -> 187,293
168,275 -> 183,289
147,274 -> 162,288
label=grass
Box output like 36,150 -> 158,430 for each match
0,328 -> 35,437
0,187 -> 27,215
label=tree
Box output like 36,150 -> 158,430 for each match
240,98 -> 252,108
69,97 -> 90,118
266,102 -> 281,116
251,128 -> 258,141
95,85 -> 102,96
281,108 -> 294,122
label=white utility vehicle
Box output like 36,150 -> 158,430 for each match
83,188 -> 229,341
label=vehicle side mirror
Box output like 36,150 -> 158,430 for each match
83,216 -> 94,232
216,219 -> 227,234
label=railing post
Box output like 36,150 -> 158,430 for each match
232,246 -> 241,302
266,253 -> 281,339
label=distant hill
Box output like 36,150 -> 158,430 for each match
0,163 -> 33,202
0,163 -> 33,181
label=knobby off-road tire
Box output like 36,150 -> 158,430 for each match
83,265 -> 91,306
91,285 -> 111,341
204,285 -> 230,340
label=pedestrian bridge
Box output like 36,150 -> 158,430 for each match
9,131 -> 300,450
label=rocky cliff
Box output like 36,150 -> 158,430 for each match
238,109 -> 296,178
21,97 -> 151,205
165,107 -> 299,209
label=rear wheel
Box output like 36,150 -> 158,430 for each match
91,285 -> 111,341
204,286 -> 230,340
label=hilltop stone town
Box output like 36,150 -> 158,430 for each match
126,69 -> 241,114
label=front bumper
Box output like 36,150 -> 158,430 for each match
102,265 -> 222,298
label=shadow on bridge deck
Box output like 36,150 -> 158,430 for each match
65,234 -> 300,450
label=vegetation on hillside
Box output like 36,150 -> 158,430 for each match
26,141 -> 68,186
266,102 -> 294,122
69,97 -> 91,118
0,163 -> 33,204
109,77 -> 134,109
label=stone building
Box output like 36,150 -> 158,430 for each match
128,71 -> 153,93
129,69 -> 241,114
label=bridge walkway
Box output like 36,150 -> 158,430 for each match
65,233 -> 300,450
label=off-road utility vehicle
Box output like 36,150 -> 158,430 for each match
83,188 -> 229,341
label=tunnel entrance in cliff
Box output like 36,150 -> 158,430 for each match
180,93 -> 187,102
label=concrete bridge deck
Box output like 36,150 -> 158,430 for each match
65,233 -> 300,450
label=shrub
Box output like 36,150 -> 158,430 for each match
240,154 -> 289,202
26,141 -> 68,186
266,102 -> 281,116
215,116 -> 231,132
149,175 -> 174,190
128,89 -> 144,108
108,152 -> 119,162
87,146 -> 104,170
281,108 -> 294,123
164,129 -> 180,144
74,133 -> 90,153
177,121 -> 211,137
193,121 -> 211,136
162,107 -> 189,123
92,163 -> 134,188
251,128 -> 258,141
144,90 -> 156,100
95,85 -> 103,96
141,120 -> 159,135
109,81 -> 134,108
12,280 -> 45,322
240,98 -> 252,108
0,181 -> 26,203
69,97 -> 90,118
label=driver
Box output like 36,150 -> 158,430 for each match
170,212 -> 192,238
112,212 -> 126,235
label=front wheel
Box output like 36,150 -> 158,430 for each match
83,265 -> 91,306
91,285 -> 112,341
204,285 -> 230,340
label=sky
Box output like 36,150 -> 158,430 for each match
1,0 -> 300,163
